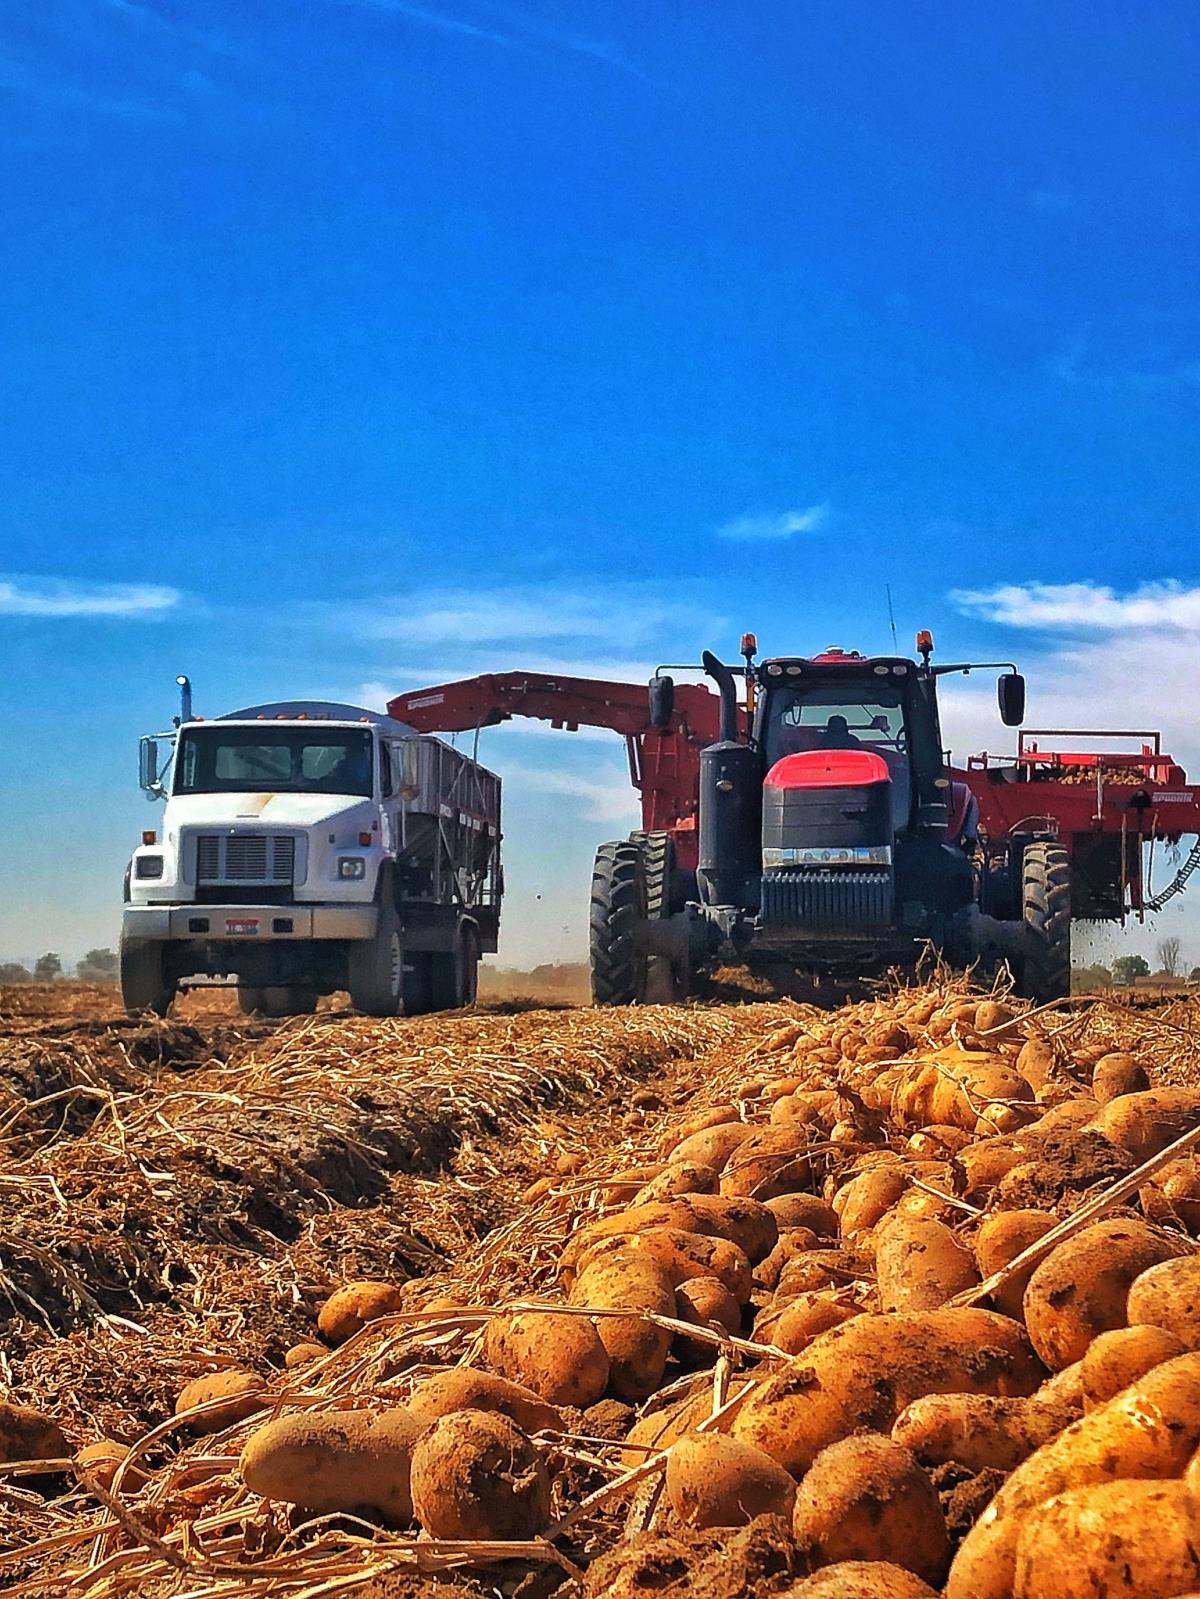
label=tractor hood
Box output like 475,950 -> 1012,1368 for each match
765,750 -> 891,790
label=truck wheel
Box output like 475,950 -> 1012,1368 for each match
590,840 -> 643,1006
260,986 -> 318,1017
402,953 -> 433,1016
428,925 -> 480,1009
348,897 -> 404,1016
237,985 -> 265,1015
119,937 -> 175,1017
1020,842 -> 1072,1001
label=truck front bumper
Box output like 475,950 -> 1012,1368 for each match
122,904 -> 378,942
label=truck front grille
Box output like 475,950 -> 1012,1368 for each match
196,833 -> 295,886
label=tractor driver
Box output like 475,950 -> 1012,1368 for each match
818,714 -> 862,750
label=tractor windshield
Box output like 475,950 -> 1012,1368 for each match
763,683 -> 911,827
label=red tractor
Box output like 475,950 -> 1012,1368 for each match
392,633 -> 1200,1005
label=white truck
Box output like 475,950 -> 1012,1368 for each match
121,681 -> 502,1017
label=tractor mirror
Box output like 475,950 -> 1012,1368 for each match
139,736 -> 159,792
649,674 -> 676,729
998,672 -> 1026,727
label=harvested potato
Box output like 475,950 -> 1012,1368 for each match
946,1351 -> 1200,1599
780,1563 -> 938,1597
240,1407 -> 423,1523
634,1161 -> 719,1203
75,1439 -> 148,1492
907,1124 -> 973,1157
1015,1038 -> 1056,1092
791,1433 -> 948,1585
755,1228 -> 821,1290
410,1411 -> 550,1539
574,1225 -> 752,1303
770,1090 -> 839,1128
768,1292 -> 863,1355
669,1122 -> 753,1173
833,1165 -> 910,1235
1091,1051 -> 1149,1104
719,1125 -> 811,1199
0,1402 -> 67,1464
618,1392 -> 716,1469
283,1342 -> 327,1370
484,1309 -> 610,1407
1080,1323 -> 1189,1409
674,1276 -> 742,1357
889,1048 -> 1036,1136
175,1372 -> 265,1432
972,1208 -> 1056,1322
1092,1086 -> 1200,1161
765,1193 -> 839,1236
873,1214 -> 978,1312
408,1368 -> 562,1435
561,1195 -> 777,1275
317,1281 -> 406,1345
892,1392 -> 1073,1473
1022,1217 -> 1184,1369
663,1105 -> 740,1153
956,1141 -> 1026,1199
665,1432 -> 796,1528
1127,1254 -> 1200,1349
974,999 -> 1015,1035
1155,1158 -> 1200,1232
1013,1478 -> 1200,1599
569,1252 -> 675,1400
733,1308 -> 1041,1476
774,1247 -> 868,1301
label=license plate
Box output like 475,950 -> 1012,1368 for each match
225,918 -> 260,935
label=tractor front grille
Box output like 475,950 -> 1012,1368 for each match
760,869 -> 893,935
195,832 -> 295,887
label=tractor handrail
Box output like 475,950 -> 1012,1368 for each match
1017,728 -> 1163,756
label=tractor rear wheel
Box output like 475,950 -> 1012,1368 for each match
590,839 -> 644,1006
1020,842 -> 1072,1001
635,830 -> 684,1003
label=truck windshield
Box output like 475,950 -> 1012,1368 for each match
175,727 -> 374,797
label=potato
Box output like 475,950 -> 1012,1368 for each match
574,1226 -> 752,1303
889,1048 -> 1036,1136
634,1161 -> 720,1203
733,1308 -> 1041,1476
1156,1157 -> 1200,1232
766,1193 -> 839,1236
663,1105 -> 740,1152
0,1401 -> 67,1464
946,1352 -> 1200,1599
1091,1051 -> 1149,1104
569,1252 -> 675,1400
770,1090 -> 839,1128
75,1439 -> 148,1492
1035,1358 -> 1085,1411
484,1309 -> 610,1407
410,1411 -> 550,1539
408,1368 -> 563,1435
1012,1096 -> 1100,1148
675,1274 -> 741,1335
791,1434 -> 948,1586
755,1228 -> 821,1291
833,1165 -> 910,1235
906,1124 -> 973,1156
719,1125 -> 811,1199
670,1122 -> 753,1173
972,1208 -> 1057,1322
768,1293 -> 863,1354
774,1248 -> 868,1301
892,1392 -> 1073,1473
1127,1254 -> 1200,1349
975,999 -> 1016,1035
781,1563 -> 938,1597
665,1432 -> 796,1529
317,1281 -> 406,1345
1015,1038 -> 1056,1092
619,1391 -> 715,1468
1079,1324 -> 1189,1409
284,1342 -> 327,1369
1013,1479 -> 1200,1599
240,1407 -> 423,1522
1022,1217 -> 1184,1369
1092,1087 -> 1200,1162
562,1195 -> 778,1275
874,1214 -> 978,1312
956,1140 -> 1025,1199
175,1371 -> 265,1432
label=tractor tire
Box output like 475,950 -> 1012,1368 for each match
348,895 -> 404,1016
119,936 -> 175,1017
590,839 -> 644,1006
636,831 -> 684,1004
1020,842 -> 1072,1002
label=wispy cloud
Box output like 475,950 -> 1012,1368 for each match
716,503 -> 830,542
1050,334 -> 1200,392
952,580 -> 1200,633
0,576 -> 180,619
328,0 -> 637,71
503,763 -> 640,823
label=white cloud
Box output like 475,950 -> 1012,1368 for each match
0,576 -> 180,619
716,503 -> 830,541
504,764 -> 640,824
952,580 -> 1200,633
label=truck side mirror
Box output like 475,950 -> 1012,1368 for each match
998,672 -> 1026,727
139,736 -> 160,793
648,674 -> 675,729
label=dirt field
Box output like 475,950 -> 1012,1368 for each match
3,979 -> 1200,1599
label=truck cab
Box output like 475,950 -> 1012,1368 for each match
122,696 -> 501,1017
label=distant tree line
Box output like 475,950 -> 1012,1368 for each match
0,948 -> 120,984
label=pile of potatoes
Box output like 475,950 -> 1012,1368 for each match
225,987 -> 1200,1597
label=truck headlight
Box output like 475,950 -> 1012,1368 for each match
135,854 -> 165,880
338,857 -> 366,880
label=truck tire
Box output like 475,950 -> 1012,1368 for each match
590,839 -> 643,1006
260,986 -> 318,1017
119,936 -> 175,1017
429,924 -> 480,1009
1020,842 -> 1072,1001
348,896 -> 404,1016
237,985 -> 265,1015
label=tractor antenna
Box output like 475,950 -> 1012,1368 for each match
885,585 -> 899,653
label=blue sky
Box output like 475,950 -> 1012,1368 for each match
1,1 -> 1198,969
